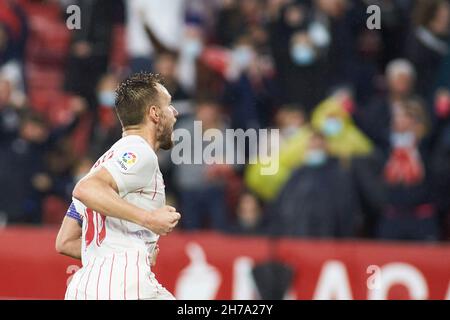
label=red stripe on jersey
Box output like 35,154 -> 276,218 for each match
96,213 -> 107,247
124,253 -> 128,300
96,258 -> 106,300
75,260 -> 91,300
108,254 -> 115,300
152,175 -> 158,200
85,209 -> 95,248
84,257 -> 97,300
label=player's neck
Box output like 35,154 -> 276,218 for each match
122,126 -> 159,151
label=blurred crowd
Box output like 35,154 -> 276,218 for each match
0,0 -> 449,242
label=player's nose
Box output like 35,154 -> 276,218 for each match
170,105 -> 179,118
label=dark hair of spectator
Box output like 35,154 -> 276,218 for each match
413,0 -> 447,28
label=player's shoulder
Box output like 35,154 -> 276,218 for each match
112,135 -> 158,170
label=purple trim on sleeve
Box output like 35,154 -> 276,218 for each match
66,202 -> 82,225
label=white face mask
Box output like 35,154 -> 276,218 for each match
281,125 -> 299,138
97,91 -> 115,108
304,149 -> 327,166
322,118 -> 343,137
182,39 -> 203,59
391,131 -> 415,147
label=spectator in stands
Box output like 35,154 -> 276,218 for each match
431,119 -> 450,240
43,142 -> 75,203
177,20 -> 206,95
0,58 -> 25,106
310,0 -> 356,89
268,0 -> 355,112
275,104 -> 307,143
222,35 -> 279,130
172,99 -> 236,231
355,99 -> 440,241
125,0 -> 185,73
268,1 -> 321,111
269,131 -> 361,238
154,52 -> 191,112
215,0 -> 264,47
311,95 -> 373,161
381,98 -> 440,240
0,75 -> 23,142
245,105 -> 312,201
228,191 -> 266,235
405,0 -> 450,99
64,0 -> 123,108
0,101 -> 84,224
0,112 -> 51,224
0,0 -> 28,66
0,0 -> 28,96
89,73 -> 122,159
355,59 -> 418,151
348,0 -> 412,74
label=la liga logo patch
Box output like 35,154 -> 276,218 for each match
122,152 -> 137,165
118,152 -> 138,170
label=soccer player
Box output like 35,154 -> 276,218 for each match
62,73 -> 181,300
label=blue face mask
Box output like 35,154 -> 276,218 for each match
183,39 -> 203,59
322,118 -> 343,136
291,43 -> 316,66
305,149 -> 327,166
98,91 -> 115,108
308,22 -> 330,48
233,46 -> 253,68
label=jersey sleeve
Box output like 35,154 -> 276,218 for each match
102,145 -> 157,196
66,201 -> 82,226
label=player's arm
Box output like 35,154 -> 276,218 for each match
56,216 -> 82,260
73,167 -> 180,235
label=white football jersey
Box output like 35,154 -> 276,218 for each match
66,135 -> 174,300
74,135 -> 165,264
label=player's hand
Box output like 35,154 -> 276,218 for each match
144,206 -> 181,235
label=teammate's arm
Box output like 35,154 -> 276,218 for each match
73,167 -> 180,235
56,216 -> 82,260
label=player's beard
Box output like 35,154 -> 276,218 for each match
157,120 -> 174,150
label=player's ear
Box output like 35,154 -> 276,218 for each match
147,105 -> 160,123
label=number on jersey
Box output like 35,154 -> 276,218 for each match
84,208 -> 107,248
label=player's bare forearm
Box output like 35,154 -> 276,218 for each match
73,168 -> 181,235
72,168 -> 147,226
56,216 -> 82,260
58,238 -> 82,260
